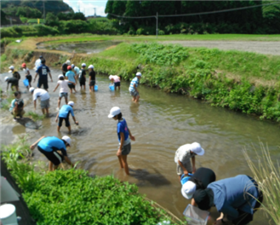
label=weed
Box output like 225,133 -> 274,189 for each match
26,111 -> 45,121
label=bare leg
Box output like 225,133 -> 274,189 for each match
118,156 -> 124,169
58,97 -> 61,108
57,126 -> 60,132
54,165 -> 59,170
68,125 -> 71,134
42,108 -> 45,115
120,155 -> 129,175
135,95 -> 140,103
49,161 -> 54,171
46,108 -> 49,116
65,96 -> 68,105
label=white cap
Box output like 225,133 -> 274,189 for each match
136,72 -> 142,77
66,60 -> 71,65
5,76 -> 9,81
108,106 -> 121,118
71,64 -> 75,68
81,63 -> 86,67
62,135 -> 71,146
29,87 -> 35,93
9,65 -> 14,70
58,74 -> 64,79
190,142 -> 205,156
181,181 -> 197,199
88,65 -> 94,69
109,75 -> 114,80
68,101 -> 74,106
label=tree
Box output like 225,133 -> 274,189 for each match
45,12 -> 59,26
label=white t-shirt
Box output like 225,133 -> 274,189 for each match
111,75 -> 120,83
33,89 -> 50,101
174,144 -> 192,163
34,59 -> 41,69
57,80 -> 69,93
23,68 -> 30,75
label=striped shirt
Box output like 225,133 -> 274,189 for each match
129,77 -> 139,92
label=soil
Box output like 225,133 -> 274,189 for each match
160,40 -> 280,55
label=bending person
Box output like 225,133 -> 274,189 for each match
30,135 -> 74,171
29,87 -> 50,115
192,174 -> 263,225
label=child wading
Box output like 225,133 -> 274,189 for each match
108,107 -> 135,175
88,65 -> 96,92
10,91 -> 25,121
66,65 -> 77,93
79,63 -> 87,91
53,74 -> 75,109
21,63 -> 32,89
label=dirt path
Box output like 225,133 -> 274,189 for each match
161,40 -> 280,55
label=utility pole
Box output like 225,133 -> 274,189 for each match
94,8 -> 96,18
43,0 -> 46,21
155,12 -> 158,38
10,17 -> 12,26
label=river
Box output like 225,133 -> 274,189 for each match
1,68 -> 279,224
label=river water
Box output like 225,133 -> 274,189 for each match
1,68 -> 279,224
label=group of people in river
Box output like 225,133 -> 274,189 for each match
4,56 -> 262,225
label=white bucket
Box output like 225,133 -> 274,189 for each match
0,204 -> 18,225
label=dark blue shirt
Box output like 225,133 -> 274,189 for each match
38,136 -> 67,156
36,65 -> 50,78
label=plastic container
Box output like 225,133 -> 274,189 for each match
0,204 -> 18,225
183,204 -> 209,225
23,78 -> 29,87
94,84 -> 98,91
109,84 -> 115,91
181,173 -> 193,185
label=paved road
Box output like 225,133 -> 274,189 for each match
161,41 -> 280,55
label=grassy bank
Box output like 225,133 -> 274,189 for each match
1,137 -> 182,225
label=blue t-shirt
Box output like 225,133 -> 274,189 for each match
59,105 -> 74,118
117,118 -> 129,143
36,65 -> 50,78
66,71 -> 76,83
129,77 -> 139,92
38,136 -> 67,155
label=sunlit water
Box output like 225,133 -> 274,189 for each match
1,68 -> 279,224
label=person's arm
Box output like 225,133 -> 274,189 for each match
53,83 -> 59,92
6,83 -> 9,92
30,136 -> 45,150
117,132 -> 124,156
33,100 -> 37,110
48,72 -> 53,82
55,112 -> 59,122
64,156 -> 74,167
191,156 -> 196,173
72,116 -> 79,125
178,160 -> 190,175
133,83 -> 138,92
127,128 -> 135,141
220,204 -> 239,221
33,72 -> 38,83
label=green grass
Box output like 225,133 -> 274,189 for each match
26,111 -> 45,121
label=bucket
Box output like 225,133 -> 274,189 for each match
23,79 -> 29,87
183,204 -> 209,225
0,204 -> 18,225
94,85 -> 98,91
109,84 -> 115,91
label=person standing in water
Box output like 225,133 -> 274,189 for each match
21,63 -> 32,90
88,65 -> 96,92
29,87 -> 50,115
65,65 -> 77,93
62,60 -> 70,77
34,58 -> 53,91
108,107 -> 135,175
109,75 -> 121,91
79,63 -> 86,91
129,72 -> 142,103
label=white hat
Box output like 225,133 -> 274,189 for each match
68,101 -> 74,106
109,75 -> 113,80
71,64 -> 75,68
108,106 -> 121,118
62,135 -> 71,146
4,76 -> 9,81
81,63 -> 86,67
9,65 -> 14,70
181,181 -> 197,199
29,87 -> 35,93
136,72 -> 142,77
88,65 -> 94,69
66,60 -> 71,65
190,142 -> 205,156
58,74 -> 64,79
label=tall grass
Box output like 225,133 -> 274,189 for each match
244,143 -> 280,224
26,111 -> 45,121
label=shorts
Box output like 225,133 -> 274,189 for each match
26,75 -> 32,83
62,72 -> 66,76
68,83 -> 75,89
120,143 -> 131,155
10,81 -> 19,87
38,77 -> 48,90
38,146 -> 64,166
114,82 -> 120,87
176,163 -> 192,176
79,79 -> 85,86
130,90 -> 139,97
58,113 -> 70,127
59,92 -> 68,98
89,80 -> 95,87
40,99 -> 50,109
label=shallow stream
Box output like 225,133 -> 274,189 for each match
0,68 -> 279,224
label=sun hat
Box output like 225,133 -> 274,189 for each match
88,65 -> 94,69
68,101 -> 74,106
71,64 -> 75,68
62,135 -> 71,146
29,87 -> 35,93
109,75 -> 113,80
81,63 -> 86,67
108,106 -> 121,118
5,76 -> 9,81
67,65 -> 72,70
66,60 -> 71,65
21,63 -> 26,68
190,142 -> 205,156
181,181 -> 197,199
193,188 -> 214,210
9,65 -> 14,70
58,74 -> 64,79
136,72 -> 142,77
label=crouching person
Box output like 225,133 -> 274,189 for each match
10,91 -> 25,121
30,135 -> 74,171
192,174 -> 263,225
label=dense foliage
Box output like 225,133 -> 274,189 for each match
1,138 -> 177,225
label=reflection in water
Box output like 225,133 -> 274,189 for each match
16,117 -> 40,129
1,69 -> 279,224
